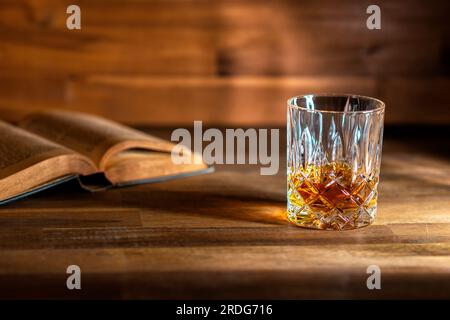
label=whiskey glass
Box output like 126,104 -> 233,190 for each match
287,94 -> 385,230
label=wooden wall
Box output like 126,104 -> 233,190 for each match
0,0 -> 449,125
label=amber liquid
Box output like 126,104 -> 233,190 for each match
287,162 -> 378,230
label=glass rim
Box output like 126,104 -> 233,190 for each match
287,93 -> 385,114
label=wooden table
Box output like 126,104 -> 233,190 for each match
0,127 -> 449,299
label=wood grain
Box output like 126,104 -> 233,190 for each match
0,128 -> 449,299
0,0 -> 448,125
1,75 -> 449,125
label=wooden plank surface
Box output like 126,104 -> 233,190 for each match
1,75 -> 449,125
0,0 -> 447,76
0,127 -> 449,299
0,0 -> 448,125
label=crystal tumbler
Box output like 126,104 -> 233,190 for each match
287,94 -> 385,230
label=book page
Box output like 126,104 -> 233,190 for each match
104,150 -> 208,184
0,120 -> 96,201
20,110 -> 176,170
0,120 -> 73,179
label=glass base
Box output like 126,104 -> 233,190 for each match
287,203 -> 376,230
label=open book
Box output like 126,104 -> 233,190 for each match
0,110 -> 211,205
